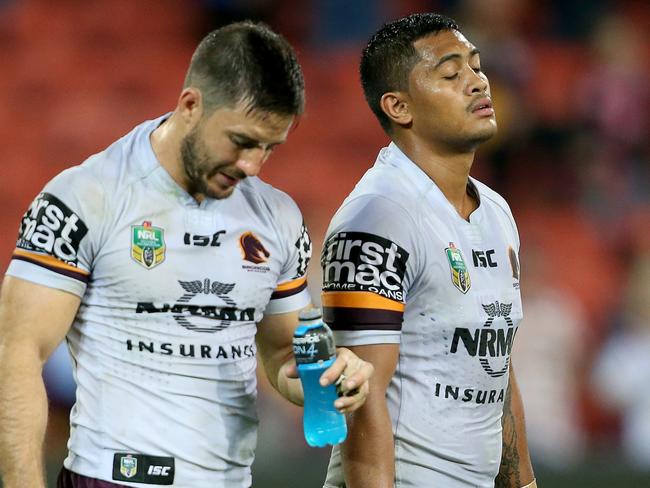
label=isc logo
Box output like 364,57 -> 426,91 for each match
183,231 -> 226,247
147,465 -> 171,476
472,249 -> 497,268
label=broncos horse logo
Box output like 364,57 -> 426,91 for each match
239,232 -> 270,264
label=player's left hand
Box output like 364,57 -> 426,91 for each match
320,347 -> 374,413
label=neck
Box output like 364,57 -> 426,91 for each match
393,135 -> 478,220
150,111 -> 188,191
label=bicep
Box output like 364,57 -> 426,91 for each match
0,276 -> 80,363
256,310 -> 300,368
348,343 -> 399,392
256,310 -> 300,350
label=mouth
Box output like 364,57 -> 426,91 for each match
214,171 -> 241,188
469,97 -> 494,117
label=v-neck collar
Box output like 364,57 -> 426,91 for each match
379,142 -> 483,225
134,113 -> 225,210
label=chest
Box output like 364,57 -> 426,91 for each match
408,204 -> 523,330
87,193 -> 283,313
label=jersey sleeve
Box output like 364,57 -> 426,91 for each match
5,166 -> 106,297
263,194 -> 312,315
321,195 -> 418,346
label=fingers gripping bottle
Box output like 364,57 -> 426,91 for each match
293,308 -> 348,447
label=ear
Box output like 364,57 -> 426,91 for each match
380,92 -> 412,128
177,87 -> 204,128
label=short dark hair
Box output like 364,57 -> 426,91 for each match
184,21 -> 305,116
360,13 -> 459,133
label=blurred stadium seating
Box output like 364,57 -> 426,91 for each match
0,1 -> 648,487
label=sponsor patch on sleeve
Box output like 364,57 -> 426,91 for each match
321,232 -> 408,301
321,232 -> 409,331
16,192 -> 89,266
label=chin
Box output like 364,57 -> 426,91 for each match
207,186 -> 236,200
471,124 -> 498,145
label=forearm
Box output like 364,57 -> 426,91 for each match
275,359 -> 304,406
0,346 -> 48,488
0,277 -> 79,488
256,312 -> 304,406
495,370 -> 534,488
341,396 -> 395,488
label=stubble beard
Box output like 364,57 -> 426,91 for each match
180,129 -> 233,200
467,128 -> 496,150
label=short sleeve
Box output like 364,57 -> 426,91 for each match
321,195 -> 418,346
263,194 -> 312,315
5,166 -> 106,297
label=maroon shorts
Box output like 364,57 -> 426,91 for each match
57,467 -> 126,488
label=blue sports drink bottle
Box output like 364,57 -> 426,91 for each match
293,308 -> 348,447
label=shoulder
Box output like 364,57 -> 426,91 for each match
353,162 -> 418,204
39,118 -> 161,220
237,178 -> 306,254
238,177 -> 302,222
76,116 -> 164,195
44,164 -> 106,213
329,168 -> 420,242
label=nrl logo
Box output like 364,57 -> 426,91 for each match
131,221 -> 165,269
445,242 -> 471,294
120,455 -> 137,479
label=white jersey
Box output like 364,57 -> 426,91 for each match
6,115 -> 312,488
321,143 -> 522,488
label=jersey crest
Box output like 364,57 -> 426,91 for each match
131,221 -> 166,269
445,242 -> 471,294
120,455 -> 138,479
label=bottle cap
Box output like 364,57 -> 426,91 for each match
298,307 -> 322,322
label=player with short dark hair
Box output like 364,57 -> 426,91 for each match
0,21 -> 373,488
360,13 -> 459,133
184,20 -> 305,116
321,13 -> 536,488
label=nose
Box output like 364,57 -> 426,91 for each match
235,147 -> 268,177
465,68 -> 488,96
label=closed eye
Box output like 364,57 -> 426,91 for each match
443,73 -> 459,80
233,140 -> 257,150
230,136 -> 259,150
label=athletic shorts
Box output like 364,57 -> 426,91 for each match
57,467 -> 125,488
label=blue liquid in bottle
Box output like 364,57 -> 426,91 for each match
293,308 -> 347,447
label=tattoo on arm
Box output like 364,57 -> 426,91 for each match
494,384 -> 521,488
